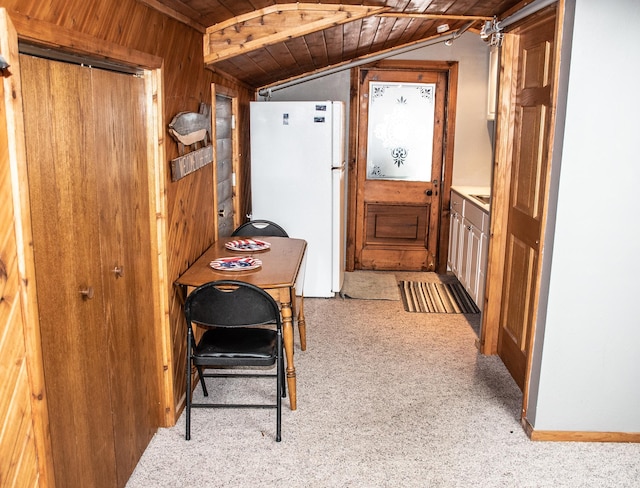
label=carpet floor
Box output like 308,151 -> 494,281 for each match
126,272 -> 640,488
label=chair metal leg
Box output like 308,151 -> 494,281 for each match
185,350 -> 192,441
196,366 -> 208,396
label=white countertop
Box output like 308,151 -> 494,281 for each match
451,185 -> 491,212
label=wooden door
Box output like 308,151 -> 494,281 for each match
21,54 -> 158,488
92,67 -> 159,486
496,13 -> 556,391
21,54 -> 118,487
352,64 -> 452,271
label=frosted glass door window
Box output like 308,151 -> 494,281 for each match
366,82 -> 435,181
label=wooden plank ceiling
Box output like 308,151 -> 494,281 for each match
138,0 -> 525,90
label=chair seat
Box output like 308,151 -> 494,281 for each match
195,328 -> 277,366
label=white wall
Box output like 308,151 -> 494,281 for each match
264,32 -> 493,187
529,0 -> 640,432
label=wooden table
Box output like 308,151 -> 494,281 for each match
175,236 -> 307,410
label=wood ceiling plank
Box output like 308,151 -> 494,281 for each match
283,36 -> 315,72
406,18 -> 437,42
204,3 -> 387,65
305,30 -> 330,69
341,18 -> 364,59
323,25 -> 345,65
245,49 -> 282,78
369,15 -> 397,52
381,17 -> 412,50
354,16 -> 382,58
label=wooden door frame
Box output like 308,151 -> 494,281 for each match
211,83 -> 241,240
2,10 -> 172,484
480,5 -> 563,422
346,59 -> 458,273
1,10 -> 56,486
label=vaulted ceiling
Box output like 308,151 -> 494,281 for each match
138,1 -> 525,89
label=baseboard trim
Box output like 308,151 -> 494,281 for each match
522,418 -> 640,443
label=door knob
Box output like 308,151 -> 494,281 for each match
113,266 -> 124,278
79,286 -> 94,299
425,189 -> 433,196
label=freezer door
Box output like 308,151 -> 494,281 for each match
331,165 -> 346,293
331,101 -> 345,169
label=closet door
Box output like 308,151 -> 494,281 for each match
21,54 -> 118,487
21,54 -> 159,488
92,68 -> 159,486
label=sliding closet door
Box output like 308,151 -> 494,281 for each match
21,54 -> 160,488
21,54 -> 118,488
92,66 -> 159,485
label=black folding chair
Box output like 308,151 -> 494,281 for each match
184,280 -> 285,442
231,219 -> 289,237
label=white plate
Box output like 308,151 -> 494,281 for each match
225,238 -> 271,251
210,256 -> 262,271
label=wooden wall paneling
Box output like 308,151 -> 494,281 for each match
0,62 -> 40,488
0,9 -> 55,487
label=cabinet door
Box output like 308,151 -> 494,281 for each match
468,224 -> 483,305
448,211 -> 462,274
459,218 -> 473,291
477,232 -> 489,311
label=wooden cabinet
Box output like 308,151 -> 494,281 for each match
448,189 -> 489,310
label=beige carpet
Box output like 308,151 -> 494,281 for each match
126,286 -> 640,487
340,271 -> 400,300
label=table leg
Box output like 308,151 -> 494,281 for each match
296,294 -> 307,351
280,299 -> 297,410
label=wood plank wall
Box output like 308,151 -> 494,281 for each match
0,59 -> 40,488
0,1 -> 254,485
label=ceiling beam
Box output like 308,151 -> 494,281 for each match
136,0 -> 206,33
204,3 -> 388,66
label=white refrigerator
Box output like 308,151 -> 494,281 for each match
249,101 -> 345,298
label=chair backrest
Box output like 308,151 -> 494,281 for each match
231,220 -> 288,237
185,280 -> 281,330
